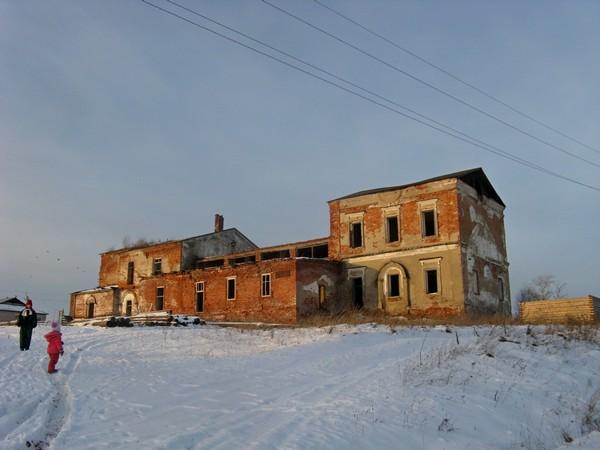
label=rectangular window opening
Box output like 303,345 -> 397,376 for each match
474,270 -> 480,295
153,258 -> 163,275
227,278 -> 236,300
156,287 -> 164,310
127,261 -> 134,285
196,282 -> 204,312
498,278 -> 505,301
386,216 -> 399,243
261,274 -> 271,297
261,249 -> 291,261
425,269 -> 438,294
388,273 -> 400,297
349,221 -> 363,248
195,259 -> 225,270
421,210 -> 437,237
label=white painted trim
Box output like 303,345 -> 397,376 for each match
417,199 -> 438,210
419,257 -> 442,267
261,273 -> 272,298
345,211 -> 365,221
347,267 -> 366,280
343,243 -> 459,264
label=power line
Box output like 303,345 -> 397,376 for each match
311,0 -> 600,157
160,0 -> 580,183
137,0 -> 600,192
260,0 -> 600,170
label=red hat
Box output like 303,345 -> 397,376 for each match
25,299 -> 32,307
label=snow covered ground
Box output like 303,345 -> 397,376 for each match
1,323 -> 600,450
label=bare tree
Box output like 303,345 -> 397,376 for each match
517,275 -> 567,302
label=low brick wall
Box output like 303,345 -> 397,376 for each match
520,296 -> 600,323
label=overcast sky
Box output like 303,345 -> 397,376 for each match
1,0 -> 599,315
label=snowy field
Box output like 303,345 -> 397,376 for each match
1,323 -> 600,450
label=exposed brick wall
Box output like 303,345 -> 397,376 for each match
70,289 -> 118,319
138,259 -> 299,324
458,181 -> 510,315
99,241 -> 182,288
329,180 -> 461,261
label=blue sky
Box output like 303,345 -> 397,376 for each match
1,0 -> 599,315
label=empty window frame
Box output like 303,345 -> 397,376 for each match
227,277 -> 236,300
261,273 -> 271,297
421,209 -> 437,237
261,249 -> 291,261
196,259 -> 225,270
474,270 -> 480,295
127,261 -> 134,285
196,282 -> 205,312
386,215 -> 399,243
425,269 -> 439,294
498,277 -> 505,301
388,273 -> 401,297
153,258 -> 162,275
349,221 -> 363,248
296,244 -> 328,259
156,286 -> 164,310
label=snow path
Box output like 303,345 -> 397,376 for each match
1,324 -> 600,449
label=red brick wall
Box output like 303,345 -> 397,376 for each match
99,241 -> 182,288
138,259 -> 299,324
329,182 -> 461,261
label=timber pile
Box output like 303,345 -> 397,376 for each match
129,311 -> 172,325
520,296 -> 600,324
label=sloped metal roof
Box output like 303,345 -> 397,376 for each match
329,168 -> 505,207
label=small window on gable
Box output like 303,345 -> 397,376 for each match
153,258 -> 162,275
388,273 -> 400,297
156,287 -> 164,310
261,273 -> 271,297
349,221 -> 363,248
498,277 -> 505,302
127,261 -> 134,285
386,216 -> 399,243
425,269 -> 439,294
421,210 -> 437,237
474,270 -> 480,295
227,277 -> 236,300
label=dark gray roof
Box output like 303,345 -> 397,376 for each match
0,296 -> 25,306
329,168 -> 505,207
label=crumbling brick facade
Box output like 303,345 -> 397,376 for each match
70,168 -> 510,323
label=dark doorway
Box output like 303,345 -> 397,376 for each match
126,300 -> 132,316
87,302 -> 95,318
352,277 -> 364,309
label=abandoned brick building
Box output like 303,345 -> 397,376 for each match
70,168 -> 511,324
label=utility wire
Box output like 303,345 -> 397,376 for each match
260,0 -> 600,169
161,0 -> 570,179
312,0 -> 600,157
138,0 -> 600,192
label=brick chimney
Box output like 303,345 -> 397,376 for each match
214,214 -> 224,233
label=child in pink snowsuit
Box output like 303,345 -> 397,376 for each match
44,321 -> 64,374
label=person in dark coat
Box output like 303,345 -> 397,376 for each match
16,298 -> 38,351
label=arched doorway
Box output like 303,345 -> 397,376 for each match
86,296 -> 96,319
121,292 -> 136,316
377,262 -> 409,315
